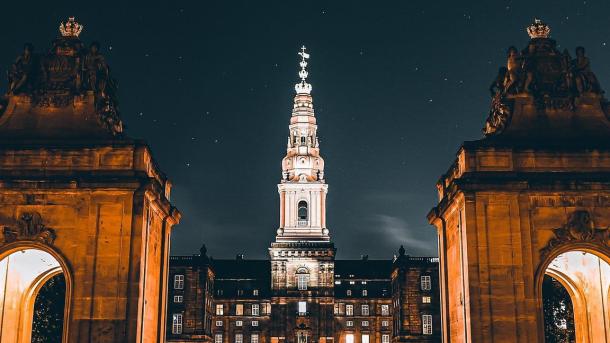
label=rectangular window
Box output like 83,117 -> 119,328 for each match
251,334 -> 259,343
251,304 -> 260,316
252,320 -> 259,327
333,303 -> 339,315
216,321 -> 223,327
235,334 -> 243,343
422,314 -> 432,335
421,276 -> 431,291
216,304 -> 224,315
362,321 -> 369,327
382,335 -> 390,343
346,290 -> 352,296
237,290 -> 244,296
346,334 -> 354,343
362,289 -> 367,296
361,304 -> 369,316
346,304 -> 353,316
381,304 -> 389,316
215,334 -> 223,343
217,289 -> 223,296
174,275 -> 184,289
173,295 -> 183,303
346,320 -> 353,327
382,320 -> 389,327
297,274 -> 309,290
236,304 -> 243,315
253,289 -> 259,296
263,302 -> 271,315
172,313 -> 183,334
422,296 -> 431,303
298,301 -> 307,315
362,334 -> 369,343
236,320 -> 243,327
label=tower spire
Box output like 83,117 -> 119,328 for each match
275,46 -> 329,242
295,45 -> 312,94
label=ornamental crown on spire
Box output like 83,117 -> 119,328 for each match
526,18 -> 550,39
59,17 -> 84,38
295,45 -> 312,94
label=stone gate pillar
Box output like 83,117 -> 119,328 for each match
0,17 -> 180,342
428,19 -> 610,343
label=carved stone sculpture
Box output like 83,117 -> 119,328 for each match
503,46 -> 521,94
540,210 -> 609,259
572,46 -> 601,94
1,212 -> 56,245
83,41 -> 110,97
7,43 -> 36,95
483,94 -> 512,136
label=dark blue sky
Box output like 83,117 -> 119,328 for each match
2,1 -> 610,259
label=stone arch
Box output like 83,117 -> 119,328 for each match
535,245 -> 610,343
0,242 -> 73,343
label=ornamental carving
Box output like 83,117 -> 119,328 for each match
1,212 -> 56,245
540,210 -> 609,259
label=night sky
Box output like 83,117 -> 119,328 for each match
2,1 -> 610,259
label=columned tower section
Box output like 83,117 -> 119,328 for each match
269,47 -> 335,343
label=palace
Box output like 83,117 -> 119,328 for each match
165,48 -> 441,343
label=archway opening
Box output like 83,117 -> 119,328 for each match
0,248 -> 67,343
542,250 -> 610,343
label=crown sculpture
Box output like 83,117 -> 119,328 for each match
0,17 -> 123,137
295,46 -> 313,94
526,18 -> 551,39
483,18 -> 608,139
59,16 -> 84,38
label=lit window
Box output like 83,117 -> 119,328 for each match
215,334 -> 223,343
173,295 -> 183,303
216,304 -> 224,315
362,321 -> 369,327
253,289 -> 259,296
174,275 -> 184,289
335,280 -> 341,285
422,296 -> 431,303
421,276 -> 431,291
172,313 -> 183,334
217,289 -> 224,296
361,281 -> 367,285
346,304 -> 353,316
422,314 -> 433,335
381,304 -> 389,316
298,301 -> 307,315
235,334 -> 243,343
297,332 -> 308,343
216,320 -> 223,326
361,305 -> 369,316
362,290 -> 368,296
346,320 -> 353,327
236,304 -> 243,315
252,320 -> 259,327
349,281 -> 355,285
252,304 -> 260,316
236,320 -> 243,327
297,268 -> 309,290
382,320 -> 389,327
382,335 -> 390,343
346,290 -> 352,296
346,334 -> 354,343
251,334 -> 259,343
362,334 -> 370,343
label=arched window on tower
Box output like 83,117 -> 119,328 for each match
296,267 -> 309,291
297,201 -> 308,226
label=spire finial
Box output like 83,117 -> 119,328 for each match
295,45 -> 312,94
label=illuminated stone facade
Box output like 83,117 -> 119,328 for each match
428,19 -> 610,342
0,18 -> 180,343
166,49 -> 440,343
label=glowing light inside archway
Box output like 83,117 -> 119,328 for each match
0,249 -> 63,343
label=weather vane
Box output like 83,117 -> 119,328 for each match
295,45 -> 312,94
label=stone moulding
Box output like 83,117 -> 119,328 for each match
1,212 -> 56,245
540,210 -> 609,259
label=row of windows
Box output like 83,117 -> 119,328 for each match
216,320 -> 259,327
345,320 -> 390,327
215,333 -> 259,343
216,289 -> 260,296
216,303 -> 271,316
334,304 -> 390,316
345,334 -> 390,343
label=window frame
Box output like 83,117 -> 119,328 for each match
251,334 -> 259,343
346,304 -> 354,316
361,304 -> 369,316
235,334 -> 243,343
173,295 -> 183,303
173,274 -> 184,289
251,303 -> 260,316
172,313 -> 183,334
422,314 -> 433,335
381,304 -> 389,316
216,304 -> 224,316
215,334 -> 223,343
421,275 -> 432,291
